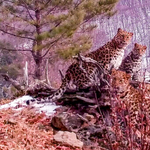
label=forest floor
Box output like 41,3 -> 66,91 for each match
0,98 -> 80,150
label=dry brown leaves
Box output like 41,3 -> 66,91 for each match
0,102 -> 80,150
0,99 -> 12,105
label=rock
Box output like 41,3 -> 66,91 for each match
51,112 -> 83,131
53,131 -> 83,148
77,125 -> 105,146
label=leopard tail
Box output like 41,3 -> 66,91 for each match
45,77 -> 69,102
26,75 -> 70,105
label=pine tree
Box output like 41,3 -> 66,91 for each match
0,0 -> 118,79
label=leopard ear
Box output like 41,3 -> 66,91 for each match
144,45 -> 147,50
111,68 -> 117,75
134,43 -> 138,48
130,32 -> 133,36
126,73 -> 131,80
117,28 -> 122,33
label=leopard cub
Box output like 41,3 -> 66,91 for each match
119,43 -> 147,81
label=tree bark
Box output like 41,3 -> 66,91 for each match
33,5 -> 43,80
34,53 -> 43,80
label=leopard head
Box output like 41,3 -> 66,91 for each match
111,69 -> 131,94
113,28 -> 133,49
133,43 -> 147,56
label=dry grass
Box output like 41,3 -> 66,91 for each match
0,104 -> 80,150
0,99 -> 12,105
107,85 -> 150,150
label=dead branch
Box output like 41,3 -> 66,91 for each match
0,28 -> 34,40
2,74 -> 24,91
23,61 -> 29,87
45,59 -> 51,85
59,69 -> 64,81
75,95 -> 95,104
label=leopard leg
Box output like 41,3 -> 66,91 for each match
132,72 -> 139,81
117,109 -> 128,145
128,100 -> 139,130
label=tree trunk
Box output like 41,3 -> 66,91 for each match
33,5 -> 43,80
34,53 -> 43,80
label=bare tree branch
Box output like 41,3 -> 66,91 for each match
4,5 -> 30,23
76,95 -> 96,104
74,0 -> 84,9
6,0 -> 35,11
45,0 -> 53,5
40,0 -> 53,11
0,28 -> 35,41
41,34 -> 64,58
59,69 -> 64,81
45,2 -> 60,16
0,47 -> 32,52
21,0 -> 35,21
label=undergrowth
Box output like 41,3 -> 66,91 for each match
102,84 -> 150,150
0,107 -> 80,150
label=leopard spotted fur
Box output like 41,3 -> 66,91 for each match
119,43 -> 147,81
111,69 -> 150,139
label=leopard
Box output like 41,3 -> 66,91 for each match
26,28 -> 133,104
110,69 -> 150,143
85,28 -> 133,71
119,43 -> 147,82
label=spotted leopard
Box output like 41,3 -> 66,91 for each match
27,28 -> 133,104
111,69 -> 150,134
119,43 -> 147,81
85,28 -> 133,71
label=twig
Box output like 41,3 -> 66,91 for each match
45,59 -> 51,85
77,114 -> 89,123
0,28 -> 34,40
76,95 -> 95,104
23,61 -> 29,87
59,70 -> 64,81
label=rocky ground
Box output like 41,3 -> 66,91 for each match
0,96 -> 82,150
1,75 -> 150,150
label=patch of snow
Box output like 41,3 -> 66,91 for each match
0,95 -> 32,110
0,95 -> 60,116
33,103 -> 60,116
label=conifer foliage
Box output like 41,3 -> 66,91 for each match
0,0 -> 118,79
